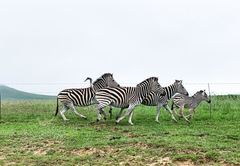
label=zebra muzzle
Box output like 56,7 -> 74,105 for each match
160,90 -> 166,96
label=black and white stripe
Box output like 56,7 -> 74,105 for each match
141,80 -> 188,123
55,73 -> 120,121
94,77 -> 165,125
171,90 -> 211,123
114,80 -> 188,123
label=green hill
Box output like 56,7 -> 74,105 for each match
0,85 -> 56,101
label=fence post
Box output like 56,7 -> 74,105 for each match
208,83 -> 211,119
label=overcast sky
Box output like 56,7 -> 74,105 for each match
0,0 -> 240,95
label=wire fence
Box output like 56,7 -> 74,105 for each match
0,82 -> 240,97
0,82 -> 239,120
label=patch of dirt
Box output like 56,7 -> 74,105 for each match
69,143 -> 237,166
0,153 -> 5,160
175,160 -> 195,166
33,149 -> 47,156
148,157 -> 172,166
31,140 -> 65,156
72,147 -> 106,157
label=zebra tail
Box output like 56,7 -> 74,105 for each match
55,97 -> 59,117
85,77 -> 95,92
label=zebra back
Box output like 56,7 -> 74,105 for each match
95,77 -> 164,108
95,86 -> 136,108
57,73 -> 119,107
58,87 -> 95,106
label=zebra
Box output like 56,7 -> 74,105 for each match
94,77 -> 166,125
55,73 -> 120,121
114,80 -> 188,123
171,90 -> 211,123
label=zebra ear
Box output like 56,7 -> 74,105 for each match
175,80 -> 182,84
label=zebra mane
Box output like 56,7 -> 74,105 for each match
137,77 -> 158,87
192,90 -> 203,97
93,73 -> 112,86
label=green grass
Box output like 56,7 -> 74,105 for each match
0,95 -> 239,165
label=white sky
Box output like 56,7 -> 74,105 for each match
0,0 -> 240,95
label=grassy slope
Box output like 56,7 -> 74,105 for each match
0,95 -> 239,165
0,85 -> 55,101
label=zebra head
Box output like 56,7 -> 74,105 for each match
138,77 -> 166,96
175,80 -> 189,96
197,90 -> 211,103
94,73 -> 120,88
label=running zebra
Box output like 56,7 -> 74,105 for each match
94,77 -> 166,125
55,73 -> 120,121
115,80 -> 188,123
171,90 -> 211,123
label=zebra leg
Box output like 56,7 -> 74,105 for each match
155,104 -> 162,123
128,110 -> 135,126
193,109 -> 196,116
179,106 -> 190,123
173,107 -> 181,120
186,108 -> 192,119
188,109 -> 196,120
115,108 -> 124,120
68,103 -> 87,120
94,105 -> 102,122
164,105 -> 177,123
116,106 -> 135,125
60,105 -> 70,121
109,106 -> 113,119
94,101 -> 111,122
100,108 -> 107,120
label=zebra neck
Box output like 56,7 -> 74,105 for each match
191,95 -> 202,106
195,97 -> 203,106
164,84 -> 176,100
136,86 -> 152,102
93,80 -> 106,91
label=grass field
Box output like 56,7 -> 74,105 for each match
0,95 -> 239,166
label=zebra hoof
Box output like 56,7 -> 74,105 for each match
104,117 -> 107,121
96,119 -> 99,122
64,119 -> 70,121
84,117 -> 87,120
115,121 -> 118,125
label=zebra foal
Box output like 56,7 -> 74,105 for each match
94,77 -> 166,125
55,73 -> 120,121
171,90 -> 211,123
